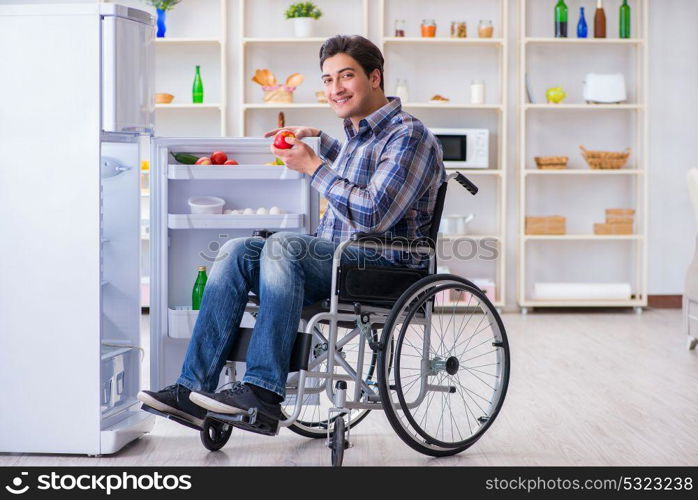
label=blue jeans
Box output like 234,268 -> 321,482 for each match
176,232 -> 395,398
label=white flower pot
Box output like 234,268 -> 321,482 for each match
292,17 -> 315,38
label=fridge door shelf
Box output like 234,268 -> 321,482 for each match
168,213 -> 304,230
101,346 -> 140,418
168,307 -> 199,339
168,164 -> 302,180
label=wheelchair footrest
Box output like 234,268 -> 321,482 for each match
206,408 -> 279,437
140,404 -> 203,432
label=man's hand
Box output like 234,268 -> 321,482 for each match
263,125 -> 320,140
271,137 -> 323,176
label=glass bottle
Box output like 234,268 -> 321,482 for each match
577,7 -> 588,38
192,266 -> 207,310
395,79 -> 409,103
554,0 -> 568,38
477,20 -> 494,38
594,0 -> 607,38
619,0 -> 631,39
192,65 -> 204,103
421,19 -> 436,38
394,19 -> 405,37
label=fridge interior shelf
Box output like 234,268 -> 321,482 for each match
168,213 -> 304,229
168,164 -> 302,180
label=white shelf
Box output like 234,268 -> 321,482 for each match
168,164 -> 301,180
242,37 -> 326,44
520,299 -> 645,308
383,37 -> 503,45
402,102 -> 503,110
524,104 -> 643,110
524,234 -> 642,241
524,169 -> 642,175
242,102 -> 329,110
440,234 -> 501,241
168,213 -> 304,230
156,103 -> 223,110
155,37 -> 222,45
445,168 -> 503,175
525,37 -> 644,45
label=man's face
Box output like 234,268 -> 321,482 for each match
321,53 -> 380,120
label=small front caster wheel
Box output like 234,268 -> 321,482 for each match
200,418 -> 232,451
330,417 -> 347,467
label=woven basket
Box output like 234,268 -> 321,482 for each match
534,156 -> 568,170
580,146 -> 631,169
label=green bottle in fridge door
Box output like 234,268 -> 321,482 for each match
619,0 -> 631,39
192,266 -> 207,310
192,65 -> 204,103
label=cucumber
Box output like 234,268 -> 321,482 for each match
170,152 -> 200,165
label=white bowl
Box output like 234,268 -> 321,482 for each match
188,196 -> 225,214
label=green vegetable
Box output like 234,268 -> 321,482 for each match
284,2 -> 322,20
170,152 -> 200,165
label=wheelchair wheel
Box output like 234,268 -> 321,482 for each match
377,274 -> 510,457
200,418 -> 233,451
330,417 -> 346,467
283,321 -> 384,438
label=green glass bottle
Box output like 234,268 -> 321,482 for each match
192,65 -> 204,103
554,0 -> 568,38
619,0 -> 631,39
192,266 -> 207,310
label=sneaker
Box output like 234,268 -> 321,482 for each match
189,383 -> 282,421
137,384 -> 207,427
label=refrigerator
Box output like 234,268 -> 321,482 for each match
0,3 -> 319,455
0,3 -> 154,455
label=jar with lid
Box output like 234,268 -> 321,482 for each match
450,21 -> 467,38
395,79 -> 409,103
421,19 -> 436,37
470,80 -> 485,104
394,19 -> 405,37
478,19 -> 494,38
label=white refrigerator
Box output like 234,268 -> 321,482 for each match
0,3 -> 320,455
0,3 -> 155,455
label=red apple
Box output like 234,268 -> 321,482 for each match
195,156 -> 212,165
211,151 -> 228,165
224,159 -> 239,165
273,131 -> 295,149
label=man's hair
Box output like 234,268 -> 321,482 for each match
319,35 -> 385,91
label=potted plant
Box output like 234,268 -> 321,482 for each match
143,0 -> 182,38
284,2 -> 323,38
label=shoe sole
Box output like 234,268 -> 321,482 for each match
189,391 -> 248,415
137,391 -> 205,428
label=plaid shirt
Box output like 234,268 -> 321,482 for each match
310,97 -> 445,267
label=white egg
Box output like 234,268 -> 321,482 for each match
256,207 -> 268,215
223,209 -> 234,214
232,209 -> 242,215
269,206 -> 284,215
242,208 -> 255,215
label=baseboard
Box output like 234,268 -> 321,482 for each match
648,295 -> 682,308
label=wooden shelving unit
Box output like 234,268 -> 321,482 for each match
517,0 -> 649,312
379,0 -> 509,309
154,0 -> 227,136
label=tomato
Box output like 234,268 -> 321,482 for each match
224,159 -> 239,165
273,131 -> 295,149
195,156 -> 212,165
210,151 -> 228,165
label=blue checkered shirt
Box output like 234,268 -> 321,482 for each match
310,97 -> 445,267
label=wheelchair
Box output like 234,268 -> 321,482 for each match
146,172 -> 510,466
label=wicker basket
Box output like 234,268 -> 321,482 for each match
263,87 -> 293,103
580,146 -> 632,169
534,156 -> 568,170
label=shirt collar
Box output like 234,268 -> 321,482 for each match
343,97 -> 402,139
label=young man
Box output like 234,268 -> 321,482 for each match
138,35 -> 445,428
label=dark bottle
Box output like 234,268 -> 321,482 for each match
619,0 -> 631,39
192,65 -> 204,103
594,0 -> 607,38
554,0 -> 568,38
577,7 -> 588,38
192,266 -> 207,310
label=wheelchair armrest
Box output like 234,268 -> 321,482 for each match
349,231 -> 434,254
251,229 -> 277,239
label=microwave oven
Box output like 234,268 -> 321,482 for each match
430,128 -> 489,169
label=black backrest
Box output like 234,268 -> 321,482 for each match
427,180 -> 449,244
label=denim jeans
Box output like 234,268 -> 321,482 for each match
176,232 -> 395,398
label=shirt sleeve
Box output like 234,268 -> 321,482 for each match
317,130 -> 342,163
310,126 -> 436,234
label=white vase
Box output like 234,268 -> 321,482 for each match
292,17 -> 315,38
